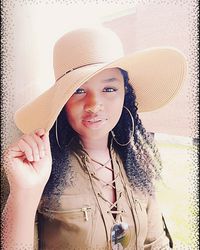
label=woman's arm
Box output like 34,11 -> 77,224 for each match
2,191 -> 40,249
2,129 -> 52,250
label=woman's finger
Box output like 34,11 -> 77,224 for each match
34,129 -> 51,158
20,134 -> 41,162
17,138 -> 34,162
41,132 -> 51,156
4,129 -> 49,165
33,133 -> 45,159
34,128 -> 46,137
8,150 -> 25,158
3,147 -> 24,167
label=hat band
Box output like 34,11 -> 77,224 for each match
56,62 -> 105,82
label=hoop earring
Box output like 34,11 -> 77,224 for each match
55,119 -> 61,148
55,118 -> 74,149
111,106 -> 134,147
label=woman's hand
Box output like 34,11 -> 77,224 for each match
4,128 -> 52,195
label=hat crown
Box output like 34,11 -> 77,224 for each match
53,28 -> 124,80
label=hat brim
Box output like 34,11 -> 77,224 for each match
14,47 -> 187,134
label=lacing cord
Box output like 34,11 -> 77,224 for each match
98,191 -> 125,224
116,159 -> 139,250
96,165 -> 139,250
91,170 -> 124,223
75,149 -> 139,249
91,172 -> 120,191
84,157 -> 125,249
83,157 -> 110,249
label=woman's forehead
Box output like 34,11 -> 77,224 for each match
81,68 -> 124,87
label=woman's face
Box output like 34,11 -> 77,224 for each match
65,68 -> 125,140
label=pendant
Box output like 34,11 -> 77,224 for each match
111,222 -> 131,250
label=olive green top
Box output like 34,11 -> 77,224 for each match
34,143 -> 170,250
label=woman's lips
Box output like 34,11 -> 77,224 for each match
82,117 -> 107,129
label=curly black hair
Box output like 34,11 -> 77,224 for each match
43,69 -> 162,197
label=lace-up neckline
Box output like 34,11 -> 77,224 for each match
71,139 -> 139,249
83,152 -> 125,223
71,139 -> 130,219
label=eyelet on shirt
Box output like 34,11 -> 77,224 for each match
107,209 -> 126,214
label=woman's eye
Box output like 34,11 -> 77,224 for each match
74,88 -> 85,94
103,87 -> 118,93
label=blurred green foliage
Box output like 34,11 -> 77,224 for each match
155,139 -> 198,249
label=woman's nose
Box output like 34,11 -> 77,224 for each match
85,103 -> 104,113
84,94 -> 104,113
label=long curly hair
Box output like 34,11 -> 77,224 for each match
43,69 -> 162,197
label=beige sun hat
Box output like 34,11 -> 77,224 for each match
14,27 -> 187,134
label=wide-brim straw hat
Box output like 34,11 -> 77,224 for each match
14,27 -> 187,134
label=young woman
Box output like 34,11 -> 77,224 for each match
2,27 -> 186,249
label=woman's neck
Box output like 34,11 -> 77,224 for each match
80,135 -> 110,161
81,135 -> 108,152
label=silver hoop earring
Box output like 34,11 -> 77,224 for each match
55,119 -> 61,148
55,118 -> 74,149
111,106 -> 134,147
